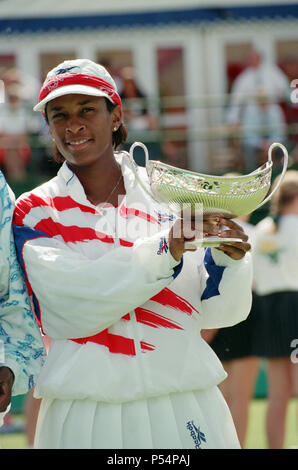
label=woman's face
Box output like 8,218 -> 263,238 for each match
47,93 -> 121,168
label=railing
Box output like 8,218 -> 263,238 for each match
1,92 -> 297,197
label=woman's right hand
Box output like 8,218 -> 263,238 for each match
169,216 -> 220,261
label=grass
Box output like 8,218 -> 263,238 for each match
0,433 -> 26,450
245,398 -> 298,449
0,398 -> 297,449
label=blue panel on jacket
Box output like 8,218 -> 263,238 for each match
201,248 -> 226,300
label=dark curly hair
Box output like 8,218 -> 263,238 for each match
44,98 -> 128,163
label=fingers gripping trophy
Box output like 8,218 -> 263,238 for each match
128,141 -> 288,251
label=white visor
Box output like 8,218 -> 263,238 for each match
33,84 -> 115,113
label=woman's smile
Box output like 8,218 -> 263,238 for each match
66,137 -> 94,153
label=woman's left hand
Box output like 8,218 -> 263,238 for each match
216,218 -> 251,260
0,366 -> 14,412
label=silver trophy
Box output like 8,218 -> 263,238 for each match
128,141 -> 288,247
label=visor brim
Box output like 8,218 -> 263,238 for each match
33,84 -> 115,112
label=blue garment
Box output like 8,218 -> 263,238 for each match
241,102 -> 286,148
0,171 -> 46,396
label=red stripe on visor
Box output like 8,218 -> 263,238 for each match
38,73 -> 122,108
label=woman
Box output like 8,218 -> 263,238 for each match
252,170 -> 298,449
13,59 -> 252,449
206,214 -> 259,448
205,173 -> 260,448
0,171 -> 45,426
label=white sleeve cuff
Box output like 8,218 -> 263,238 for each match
211,247 -> 252,267
133,229 -> 182,281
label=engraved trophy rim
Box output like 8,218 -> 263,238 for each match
128,141 -> 289,220
147,157 -> 272,182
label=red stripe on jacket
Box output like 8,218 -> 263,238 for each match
119,204 -> 160,226
72,330 -> 156,356
134,307 -> 183,330
70,290 -> 194,356
14,195 -> 160,228
34,218 -> 115,244
72,329 -> 136,356
151,288 -> 200,316
13,194 -> 98,226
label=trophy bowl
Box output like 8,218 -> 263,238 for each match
129,142 -> 288,219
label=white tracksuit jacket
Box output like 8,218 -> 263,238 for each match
13,152 -> 253,403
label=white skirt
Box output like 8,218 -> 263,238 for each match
34,387 -> 240,449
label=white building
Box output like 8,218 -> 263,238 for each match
0,0 -> 297,172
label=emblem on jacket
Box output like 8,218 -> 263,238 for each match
155,210 -> 175,224
157,236 -> 169,255
186,420 -> 206,449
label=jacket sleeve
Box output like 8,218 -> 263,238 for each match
198,247 -> 253,329
0,175 -> 46,396
13,223 -> 182,340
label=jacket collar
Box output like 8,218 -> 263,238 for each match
56,151 -> 175,225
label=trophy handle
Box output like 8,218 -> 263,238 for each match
255,142 -> 288,210
130,141 -> 150,167
128,141 -> 160,202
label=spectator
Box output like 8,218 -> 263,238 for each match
226,47 -> 290,127
120,66 -> 157,132
161,140 -> 187,169
120,66 -> 160,164
241,89 -> 287,172
0,85 -> 33,182
205,212 -> 259,448
226,47 -> 290,171
202,172 -> 259,447
99,59 -> 123,95
252,170 -> 298,448
1,67 -> 40,105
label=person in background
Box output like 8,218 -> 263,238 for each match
226,47 -> 290,128
1,67 -> 40,105
0,85 -> 32,182
204,215 -> 259,448
0,171 -> 45,428
98,59 -> 123,95
202,172 -> 260,448
226,47 -> 290,172
120,66 -> 160,164
252,170 -> 298,448
120,66 -> 157,133
241,89 -> 287,172
13,58 -> 253,449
